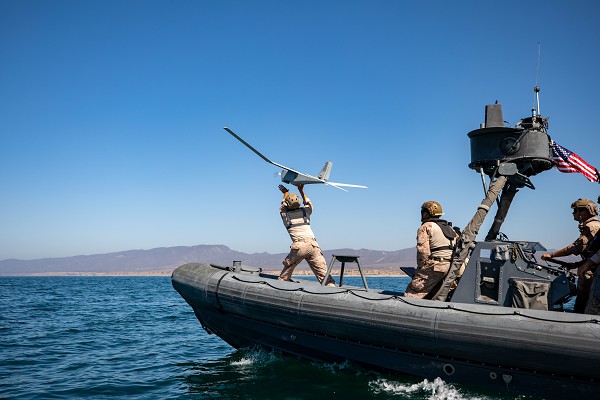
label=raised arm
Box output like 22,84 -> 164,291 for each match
297,184 -> 308,204
278,184 -> 289,200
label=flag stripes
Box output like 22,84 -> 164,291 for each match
551,140 -> 599,183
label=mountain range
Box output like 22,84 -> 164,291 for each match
0,245 -> 417,276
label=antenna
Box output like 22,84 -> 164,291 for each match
534,42 -> 541,116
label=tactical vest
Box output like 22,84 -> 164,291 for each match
282,207 -> 315,241
587,230 -> 600,256
423,218 -> 456,259
582,219 -> 600,259
284,207 -> 309,228
429,219 -> 456,255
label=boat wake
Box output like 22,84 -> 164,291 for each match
369,377 -> 492,400
229,348 -> 280,368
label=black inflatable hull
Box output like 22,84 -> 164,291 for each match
172,263 -> 600,399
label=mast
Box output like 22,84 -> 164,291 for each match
534,85 -> 541,117
534,42 -> 541,116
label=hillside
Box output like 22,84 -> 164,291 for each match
0,245 -> 417,276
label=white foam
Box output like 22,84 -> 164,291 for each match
230,357 -> 254,367
229,347 -> 279,368
369,376 -> 492,400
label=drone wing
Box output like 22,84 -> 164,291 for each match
325,182 -> 368,188
223,127 -> 303,174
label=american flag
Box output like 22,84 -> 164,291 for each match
551,140 -> 599,183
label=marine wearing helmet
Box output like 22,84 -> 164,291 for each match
577,195 -> 600,315
405,200 -> 457,299
284,193 -> 301,210
571,198 -> 598,217
421,201 -> 443,220
541,197 -> 600,313
277,184 -> 335,287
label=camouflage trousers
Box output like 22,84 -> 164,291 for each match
404,259 -> 450,299
584,269 -> 600,315
574,274 -> 593,314
279,239 -> 334,285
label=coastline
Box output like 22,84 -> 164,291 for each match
0,268 -> 407,277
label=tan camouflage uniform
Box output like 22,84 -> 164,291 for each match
584,230 -> 600,315
404,219 -> 455,298
553,217 -> 600,313
279,198 -> 334,285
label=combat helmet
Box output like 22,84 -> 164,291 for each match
285,194 -> 301,210
571,198 -> 598,216
421,201 -> 443,217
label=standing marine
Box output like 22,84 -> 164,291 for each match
570,195 -> 600,315
405,201 -> 457,299
277,184 -> 335,286
541,198 -> 600,313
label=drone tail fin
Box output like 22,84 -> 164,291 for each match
317,162 -> 332,180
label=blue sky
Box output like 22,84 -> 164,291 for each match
1,0 -> 599,261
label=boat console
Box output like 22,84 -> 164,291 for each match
449,240 -> 574,310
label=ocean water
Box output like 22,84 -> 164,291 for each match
0,276 -> 535,400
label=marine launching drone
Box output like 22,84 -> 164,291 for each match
224,127 -> 367,191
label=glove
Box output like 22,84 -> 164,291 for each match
278,185 -> 288,193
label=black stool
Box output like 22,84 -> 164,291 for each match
322,254 -> 369,290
